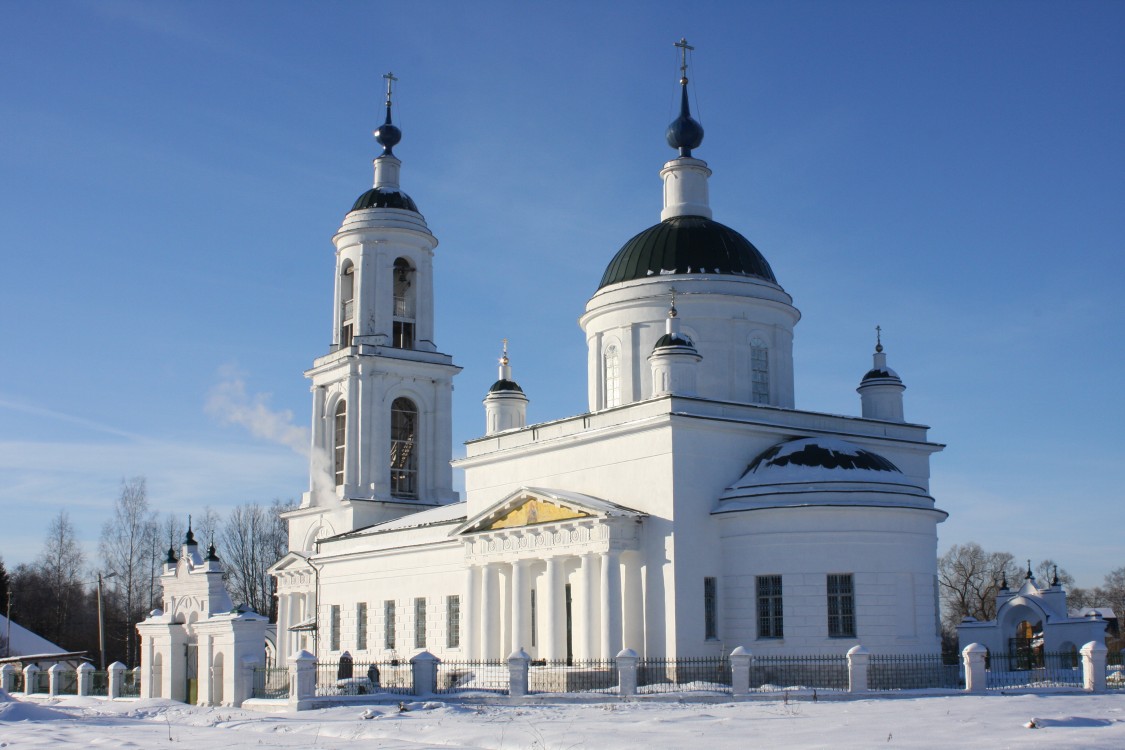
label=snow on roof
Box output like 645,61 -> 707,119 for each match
341,501 -> 468,538
522,487 -> 645,517
0,613 -> 66,658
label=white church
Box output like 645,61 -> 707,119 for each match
268,52 -> 949,668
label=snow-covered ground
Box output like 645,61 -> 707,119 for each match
2,691 -> 1124,749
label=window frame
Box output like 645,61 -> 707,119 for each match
827,573 -> 856,638
446,595 -> 460,649
414,597 -> 427,649
756,574 -> 784,639
356,602 -> 368,651
390,397 -> 418,498
384,600 -> 396,650
333,400 -> 346,487
703,577 -> 718,641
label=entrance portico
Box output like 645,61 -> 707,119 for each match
455,488 -> 646,661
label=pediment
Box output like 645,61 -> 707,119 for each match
267,551 -> 314,575
454,487 -> 643,535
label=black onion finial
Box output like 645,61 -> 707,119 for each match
666,38 -> 704,157
374,71 -> 402,156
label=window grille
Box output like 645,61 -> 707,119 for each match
446,595 -> 460,649
330,604 -> 341,651
333,400 -> 346,487
704,577 -> 718,640
357,602 -> 367,651
756,575 -> 783,638
392,258 -> 415,349
390,398 -> 418,498
384,600 -> 396,650
827,573 -> 856,637
604,345 -> 620,408
414,597 -> 427,649
751,338 -> 769,404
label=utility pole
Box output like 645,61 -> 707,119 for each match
96,572 -> 116,670
5,589 -> 11,658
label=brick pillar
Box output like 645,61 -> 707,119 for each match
77,663 -> 95,697
411,650 -> 438,696
107,662 -> 126,700
616,648 -> 638,697
507,648 -> 530,698
288,650 -> 315,710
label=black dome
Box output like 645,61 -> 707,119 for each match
598,215 -> 777,290
351,187 -> 418,213
488,379 -> 524,393
653,332 -> 694,350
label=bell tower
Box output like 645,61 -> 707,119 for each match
287,74 -> 461,549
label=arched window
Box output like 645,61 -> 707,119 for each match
339,262 -> 355,348
392,258 -> 415,349
333,400 -> 346,487
390,397 -> 418,498
750,338 -> 769,404
604,345 -> 620,408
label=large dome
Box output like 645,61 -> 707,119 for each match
598,215 -> 776,290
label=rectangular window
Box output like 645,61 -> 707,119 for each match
703,577 -> 718,640
756,575 -> 784,638
446,595 -> 460,649
414,597 -> 427,649
827,574 -> 856,637
384,600 -> 396,650
356,602 -> 368,651
330,604 -> 341,651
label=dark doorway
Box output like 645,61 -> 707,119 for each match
184,642 -> 198,704
565,583 -> 573,666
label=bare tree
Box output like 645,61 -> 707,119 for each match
99,477 -> 156,666
937,543 -> 1021,634
219,499 -> 292,620
1034,559 -> 1075,588
36,511 -> 86,646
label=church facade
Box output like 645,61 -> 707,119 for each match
270,59 -> 948,668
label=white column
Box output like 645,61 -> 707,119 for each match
622,552 -> 645,653
543,557 -> 565,661
511,560 -> 530,654
464,565 -> 480,660
580,552 -> 599,659
481,564 -> 500,660
600,549 -> 622,659
276,592 -> 289,667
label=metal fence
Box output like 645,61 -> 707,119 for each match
637,657 -> 730,695
89,671 -> 109,697
28,670 -> 51,694
530,659 -> 618,695
869,654 -> 962,691
434,660 -> 508,694
314,660 -> 414,697
8,670 -> 25,693
120,670 -> 141,698
252,667 -> 290,699
986,652 -> 1084,690
56,670 -> 79,695
1109,651 -> 1124,691
749,654 -> 848,692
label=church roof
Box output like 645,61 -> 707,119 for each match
488,378 -> 524,393
350,187 -> 419,213
598,215 -> 777,290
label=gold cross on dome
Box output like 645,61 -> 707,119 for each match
383,71 -> 398,106
674,38 -> 694,81
500,338 -> 509,365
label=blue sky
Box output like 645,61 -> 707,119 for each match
1,1 -> 1122,587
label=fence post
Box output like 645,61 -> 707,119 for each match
962,643 -> 987,693
24,665 -> 39,694
107,661 -> 126,700
730,646 -> 751,697
47,663 -> 65,697
1081,641 -> 1107,693
411,650 -> 438,697
616,648 -> 638,697
288,650 -> 315,710
846,645 -> 870,693
77,662 -> 95,697
507,648 -> 530,698
0,663 -> 16,693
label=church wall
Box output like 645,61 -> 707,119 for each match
718,507 -> 943,654
314,532 -> 465,662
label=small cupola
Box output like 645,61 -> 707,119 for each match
857,326 -> 906,422
349,72 -> 419,214
649,291 -> 702,397
483,340 -> 529,435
